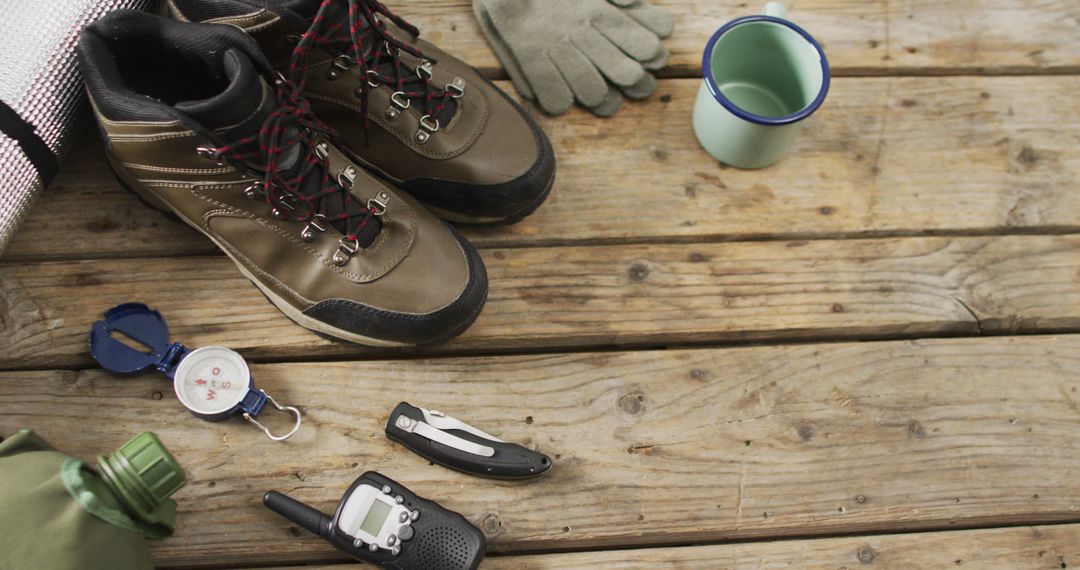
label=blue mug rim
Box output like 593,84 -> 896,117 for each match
701,14 -> 831,126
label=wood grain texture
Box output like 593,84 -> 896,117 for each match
279,524 -> 1080,570
2,2 -> 1077,568
2,336 -> 1079,567
379,1 -> 1080,76
9,76 -> 1080,261
3,234 -> 1080,369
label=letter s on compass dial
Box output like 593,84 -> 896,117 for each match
172,346 -> 251,415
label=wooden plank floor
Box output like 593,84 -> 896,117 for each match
284,525 -> 1080,569
12,75 -> 1080,260
2,1 -> 1079,568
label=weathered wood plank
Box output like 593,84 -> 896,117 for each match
4,235 -> 1080,369
391,1 -> 1080,76
2,336 -> 1079,567
280,524 -> 1080,570
7,76 -> 1080,262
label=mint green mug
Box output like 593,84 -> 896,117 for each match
692,2 -> 830,169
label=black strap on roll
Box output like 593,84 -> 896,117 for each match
0,98 -> 59,187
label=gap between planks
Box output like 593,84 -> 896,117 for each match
223,523 -> 1080,570
8,76 -> 1080,262
4,234 -> 1080,370
475,66 -> 1080,80
392,0 -> 1080,77
7,225 -> 1080,265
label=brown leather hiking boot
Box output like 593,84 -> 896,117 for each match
164,0 -> 557,225
77,10 -> 487,346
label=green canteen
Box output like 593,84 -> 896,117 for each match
0,429 -> 187,570
692,2 -> 830,169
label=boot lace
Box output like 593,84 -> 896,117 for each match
198,75 -> 384,264
287,0 -> 463,143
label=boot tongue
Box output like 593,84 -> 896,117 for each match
175,48 -> 271,141
175,49 -> 302,179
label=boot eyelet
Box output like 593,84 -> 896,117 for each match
300,214 -> 328,242
196,146 -> 225,165
272,195 -> 297,220
419,115 -> 439,132
447,77 -> 466,99
367,191 -> 390,216
326,55 -> 351,80
385,92 -> 410,122
242,181 -> 263,200
338,166 -> 357,189
333,236 -> 360,266
390,91 -> 410,109
415,59 -> 433,79
313,141 -> 329,161
415,115 -> 439,144
365,70 -> 381,88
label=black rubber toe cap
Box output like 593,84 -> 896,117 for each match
401,84 -> 556,225
302,225 -> 488,345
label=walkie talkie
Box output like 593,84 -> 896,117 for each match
263,471 -> 485,570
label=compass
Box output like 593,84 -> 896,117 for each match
89,303 -> 302,441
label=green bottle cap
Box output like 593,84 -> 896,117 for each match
97,432 -> 187,527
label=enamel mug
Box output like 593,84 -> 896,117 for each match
692,2 -> 830,169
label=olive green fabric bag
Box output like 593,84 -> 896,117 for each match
0,429 -> 187,570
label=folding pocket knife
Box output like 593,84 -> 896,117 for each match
385,402 -> 552,480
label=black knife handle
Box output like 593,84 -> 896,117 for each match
385,402 -> 552,480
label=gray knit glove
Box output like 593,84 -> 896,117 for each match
473,0 -> 675,116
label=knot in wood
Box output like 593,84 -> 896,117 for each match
618,390 -> 646,415
481,513 -> 502,535
628,261 -> 650,283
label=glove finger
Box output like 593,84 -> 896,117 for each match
588,83 -> 624,117
622,2 -> 676,39
641,47 -> 670,71
590,9 -> 664,62
571,28 -> 646,88
550,43 -> 609,108
472,0 -> 536,100
520,52 -> 575,115
619,72 -> 656,100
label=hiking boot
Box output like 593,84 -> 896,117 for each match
163,0 -> 557,225
77,10 -> 487,346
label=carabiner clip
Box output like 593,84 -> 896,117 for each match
243,390 -> 303,442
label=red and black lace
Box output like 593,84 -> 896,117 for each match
287,0 -> 458,131
203,75 -> 381,249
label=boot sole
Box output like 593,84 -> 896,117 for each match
105,157 -> 418,348
423,168 -> 555,226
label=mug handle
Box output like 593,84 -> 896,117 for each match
764,1 -> 786,18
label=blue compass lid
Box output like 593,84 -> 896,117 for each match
89,303 -> 188,377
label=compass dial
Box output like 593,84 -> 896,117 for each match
173,346 -> 251,415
